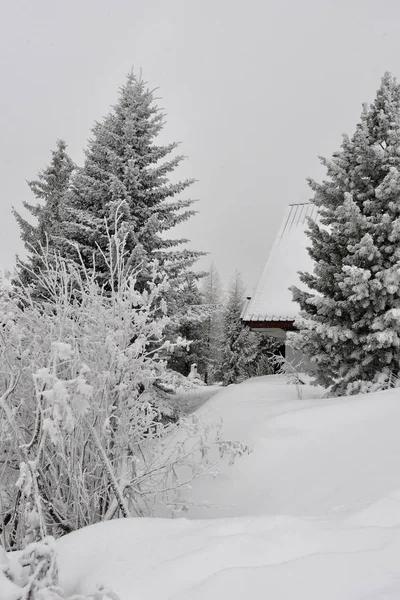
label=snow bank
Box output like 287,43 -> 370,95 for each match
165,375 -> 400,519
56,511 -> 400,599
11,375 -> 400,599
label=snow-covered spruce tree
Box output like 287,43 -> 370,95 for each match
200,263 -> 224,383
13,140 -> 75,290
290,72 -> 400,395
169,264 -> 225,381
167,275 -> 209,377
219,272 -> 257,385
54,72 -> 203,303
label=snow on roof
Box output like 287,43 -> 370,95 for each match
242,203 -> 318,322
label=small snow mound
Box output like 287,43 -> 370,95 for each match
349,490 -> 400,528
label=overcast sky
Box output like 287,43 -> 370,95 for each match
1,0 -> 400,292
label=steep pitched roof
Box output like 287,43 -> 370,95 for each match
242,203 -> 318,323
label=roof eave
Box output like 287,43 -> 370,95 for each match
242,319 -> 297,330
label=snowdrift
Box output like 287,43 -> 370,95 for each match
172,375 -> 400,519
12,376 -> 400,599
57,511 -> 400,600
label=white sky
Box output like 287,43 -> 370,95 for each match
1,0 -> 400,292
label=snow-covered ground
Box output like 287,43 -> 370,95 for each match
57,510 -> 400,599
7,375 -> 400,599
172,375 -> 400,519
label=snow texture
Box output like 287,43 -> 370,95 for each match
242,203 -> 318,322
20,375 -> 400,600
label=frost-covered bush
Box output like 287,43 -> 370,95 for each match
0,216 -> 250,550
268,354 -> 304,400
0,536 -> 120,600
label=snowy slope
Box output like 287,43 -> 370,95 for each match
12,375 -> 400,599
171,375 -> 400,519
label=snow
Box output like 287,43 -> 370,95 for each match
6,375 -> 400,599
55,512 -> 400,600
242,203 -> 318,322
173,376 -> 400,519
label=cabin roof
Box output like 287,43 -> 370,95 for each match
241,203 -> 318,324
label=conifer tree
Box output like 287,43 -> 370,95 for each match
220,272 -> 257,385
55,72 -> 203,302
200,263 -> 224,383
13,140 -> 75,287
290,73 -> 400,395
167,275 -> 209,377
167,265 -> 225,381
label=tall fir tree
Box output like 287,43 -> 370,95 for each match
219,272 -> 257,385
167,275 -> 209,377
168,265 -> 225,381
13,139 -> 75,287
200,263 -> 224,383
54,72 -> 203,307
290,73 -> 400,395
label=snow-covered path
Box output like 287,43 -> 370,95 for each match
174,375 -> 400,519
